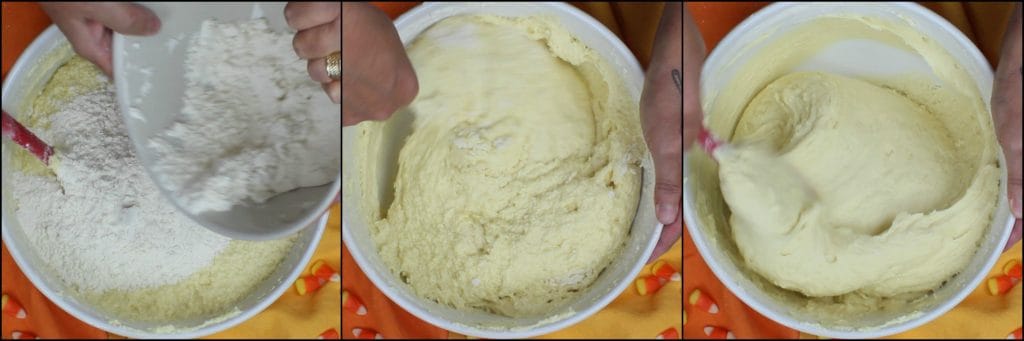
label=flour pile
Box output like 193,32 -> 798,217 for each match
9,64 -> 230,293
7,55 -> 297,322
150,18 -> 340,213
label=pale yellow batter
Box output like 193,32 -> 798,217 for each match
354,15 -> 644,317
697,16 -> 1001,302
719,72 -> 998,298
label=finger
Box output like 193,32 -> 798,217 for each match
647,124 -> 682,225
641,84 -> 683,226
1004,218 -> 1022,252
655,163 -> 679,223
322,81 -> 340,104
84,3 -> 161,36
293,18 -> 341,59
61,19 -> 114,77
285,2 -> 340,30
307,57 -> 331,83
647,202 -> 682,264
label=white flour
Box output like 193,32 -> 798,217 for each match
149,18 -> 340,213
9,81 -> 231,293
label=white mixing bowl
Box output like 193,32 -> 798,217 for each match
342,2 -> 662,338
111,2 -> 340,241
0,26 -> 328,338
682,2 -> 1016,339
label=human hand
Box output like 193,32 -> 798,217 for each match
40,2 -> 161,77
340,2 -> 418,126
682,5 -> 705,152
285,2 -> 341,104
994,4 -> 1022,252
640,3 -> 682,263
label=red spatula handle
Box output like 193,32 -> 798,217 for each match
2,111 -> 53,165
698,126 -> 722,156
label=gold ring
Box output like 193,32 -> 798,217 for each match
326,51 -> 340,80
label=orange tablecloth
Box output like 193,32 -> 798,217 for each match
683,2 -> 1023,338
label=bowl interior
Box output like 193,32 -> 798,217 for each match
1,27 -> 327,338
684,3 -> 1014,338
341,2 -> 661,339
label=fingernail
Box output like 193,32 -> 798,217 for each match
147,20 -> 161,34
330,90 -> 340,104
657,203 -> 678,225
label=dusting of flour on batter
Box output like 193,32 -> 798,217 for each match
9,61 -> 230,293
149,18 -> 339,213
8,54 -> 297,325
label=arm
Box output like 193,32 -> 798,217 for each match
681,5 -> 705,150
639,2 -> 683,262
993,3 -> 1022,251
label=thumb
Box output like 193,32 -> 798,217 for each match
652,147 -> 682,225
640,82 -> 683,226
87,3 -> 161,36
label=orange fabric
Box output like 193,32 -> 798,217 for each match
684,4 -> 1021,338
1,2 -> 51,82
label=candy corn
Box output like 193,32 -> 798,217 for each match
688,289 -> 719,314
636,275 -> 666,295
295,275 -> 326,295
1007,326 -> 1021,340
2,294 -> 26,319
703,325 -> 734,339
342,290 -> 367,316
352,327 -> 382,339
1004,260 -> 1022,280
651,260 -> 681,282
311,260 -> 340,283
988,275 -> 1016,295
683,309 -> 687,326
655,327 -> 679,339
317,327 -> 340,339
11,331 -> 37,339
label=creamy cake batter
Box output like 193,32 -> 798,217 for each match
697,16 -> 1001,302
719,72 -> 998,297
354,15 -> 644,317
